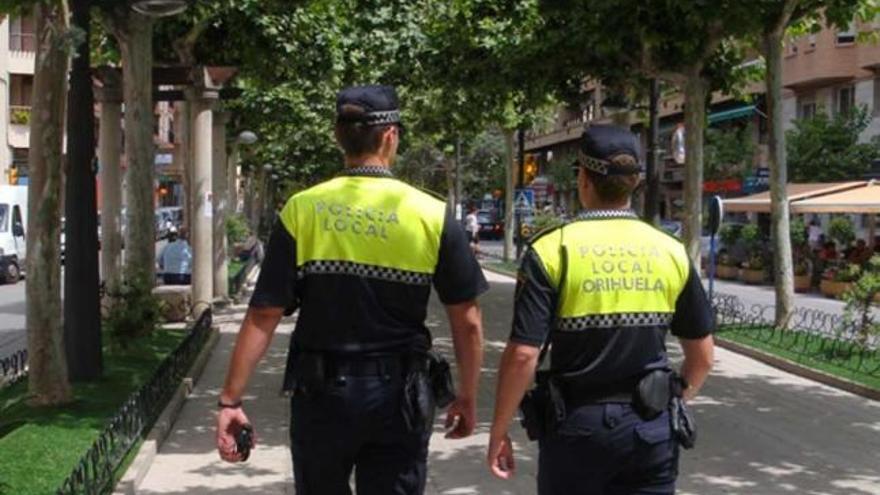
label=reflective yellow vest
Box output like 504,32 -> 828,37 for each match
277,175 -> 447,284
530,212 -> 691,331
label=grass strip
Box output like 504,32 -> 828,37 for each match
482,260 -> 518,278
718,326 -> 880,391
0,329 -> 186,495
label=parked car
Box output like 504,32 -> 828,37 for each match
478,210 -> 504,240
0,185 -> 27,283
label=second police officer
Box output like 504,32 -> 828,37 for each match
215,85 -> 488,494
488,125 -> 715,494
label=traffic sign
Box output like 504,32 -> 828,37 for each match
514,188 -> 534,213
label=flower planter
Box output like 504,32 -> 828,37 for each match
716,265 -> 739,280
819,280 -> 852,300
738,268 -> 767,285
794,274 -> 812,293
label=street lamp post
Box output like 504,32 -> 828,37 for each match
131,0 -> 189,17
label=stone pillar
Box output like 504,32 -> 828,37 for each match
187,86 -> 217,316
95,68 -> 123,299
212,112 -> 229,300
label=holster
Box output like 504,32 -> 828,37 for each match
290,352 -> 327,397
519,372 -> 566,441
670,374 -> 697,449
634,369 -> 673,420
427,351 -> 456,409
401,369 -> 435,432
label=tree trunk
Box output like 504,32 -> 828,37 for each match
682,75 -> 708,267
64,0 -> 102,381
765,26 -> 795,327
503,129 -> 516,262
107,9 -> 155,285
27,1 -> 72,406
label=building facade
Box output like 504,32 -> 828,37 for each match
525,21 -> 880,220
0,14 -> 35,185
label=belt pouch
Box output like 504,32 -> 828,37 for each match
634,369 -> 672,420
427,351 -> 456,408
402,371 -> 434,432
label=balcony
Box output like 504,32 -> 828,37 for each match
8,34 -> 36,75
8,106 -> 30,148
783,29 -> 859,91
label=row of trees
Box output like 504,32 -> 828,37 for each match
10,0 -> 880,405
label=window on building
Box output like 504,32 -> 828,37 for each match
799,95 -> 817,120
10,75 -> 33,107
836,85 -> 855,115
808,33 -> 817,50
12,149 -> 29,178
10,15 -> 36,52
582,90 -> 596,123
837,24 -> 856,45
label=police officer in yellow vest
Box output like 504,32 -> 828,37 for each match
216,85 -> 488,494
487,125 -> 715,494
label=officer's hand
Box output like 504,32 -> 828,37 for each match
487,431 -> 515,480
216,406 -> 254,463
444,396 -> 476,439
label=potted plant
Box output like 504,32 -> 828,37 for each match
738,224 -> 767,284
716,224 -> 740,279
790,218 -> 812,292
820,262 -> 861,299
828,216 -> 855,252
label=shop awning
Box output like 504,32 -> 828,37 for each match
708,105 -> 757,125
723,182 -> 866,213
790,181 -> 880,214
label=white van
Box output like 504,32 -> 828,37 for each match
0,185 -> 27,283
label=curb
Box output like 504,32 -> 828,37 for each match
715,337 -> 880,402
113,327 -> 221,495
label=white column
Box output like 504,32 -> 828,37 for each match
96,70 -> 123,297
188,88 -> 216,315
212,112 -> 229,300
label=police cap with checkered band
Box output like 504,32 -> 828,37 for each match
578,124 -> 644,176
336,85 -> 402,126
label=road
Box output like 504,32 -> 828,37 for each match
0,240 -> 169,365
427,270 -> 880,494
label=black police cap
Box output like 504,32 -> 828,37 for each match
578,124 -> 643,176
336,85 -> 401,126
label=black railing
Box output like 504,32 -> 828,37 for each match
713,293 -> 880,378
229,245 -> 259,296
0,348 -> 28,389
56,309 -> 213,495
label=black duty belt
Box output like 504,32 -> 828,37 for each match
560,378 -> 639,407
326,354 -> 429,377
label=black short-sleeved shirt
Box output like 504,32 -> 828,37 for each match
509,218 -> 714,384
250,169 -> 488,365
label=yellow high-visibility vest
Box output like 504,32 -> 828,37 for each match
530,212 -> 690,331
278,175 -> 447,284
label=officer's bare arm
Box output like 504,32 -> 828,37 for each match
491,342 -> 540,435
220,306 -> 285,404
678,334 -> 715,401
446,300 -> 483,400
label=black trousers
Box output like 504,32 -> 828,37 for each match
289,374 -> 432,495
538,403 -> 678,495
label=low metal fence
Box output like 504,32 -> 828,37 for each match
713,293 -> 880,378
228,244 -> 260,296
0,348 -> 27,389
56,308 -> 213,495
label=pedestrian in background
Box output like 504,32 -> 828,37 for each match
487,125 -> 715,495
465,205 -> 481,256
157,226 -> 192,285
215,85 -> 487,495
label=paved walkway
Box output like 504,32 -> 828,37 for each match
135,270 -> 880,494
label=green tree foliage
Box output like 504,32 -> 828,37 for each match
705,124 -> 756,181
786,106 -> 880,182
842,255 -> 880,345
828,216 -> 857,247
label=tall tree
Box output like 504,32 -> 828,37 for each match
755,0 -> 877,326
63,0 -> 102,380
25,0 -> 73,405
103,4 -> 156,286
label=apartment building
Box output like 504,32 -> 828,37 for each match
525,22 -> 880,218
0,14 -> 34,185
